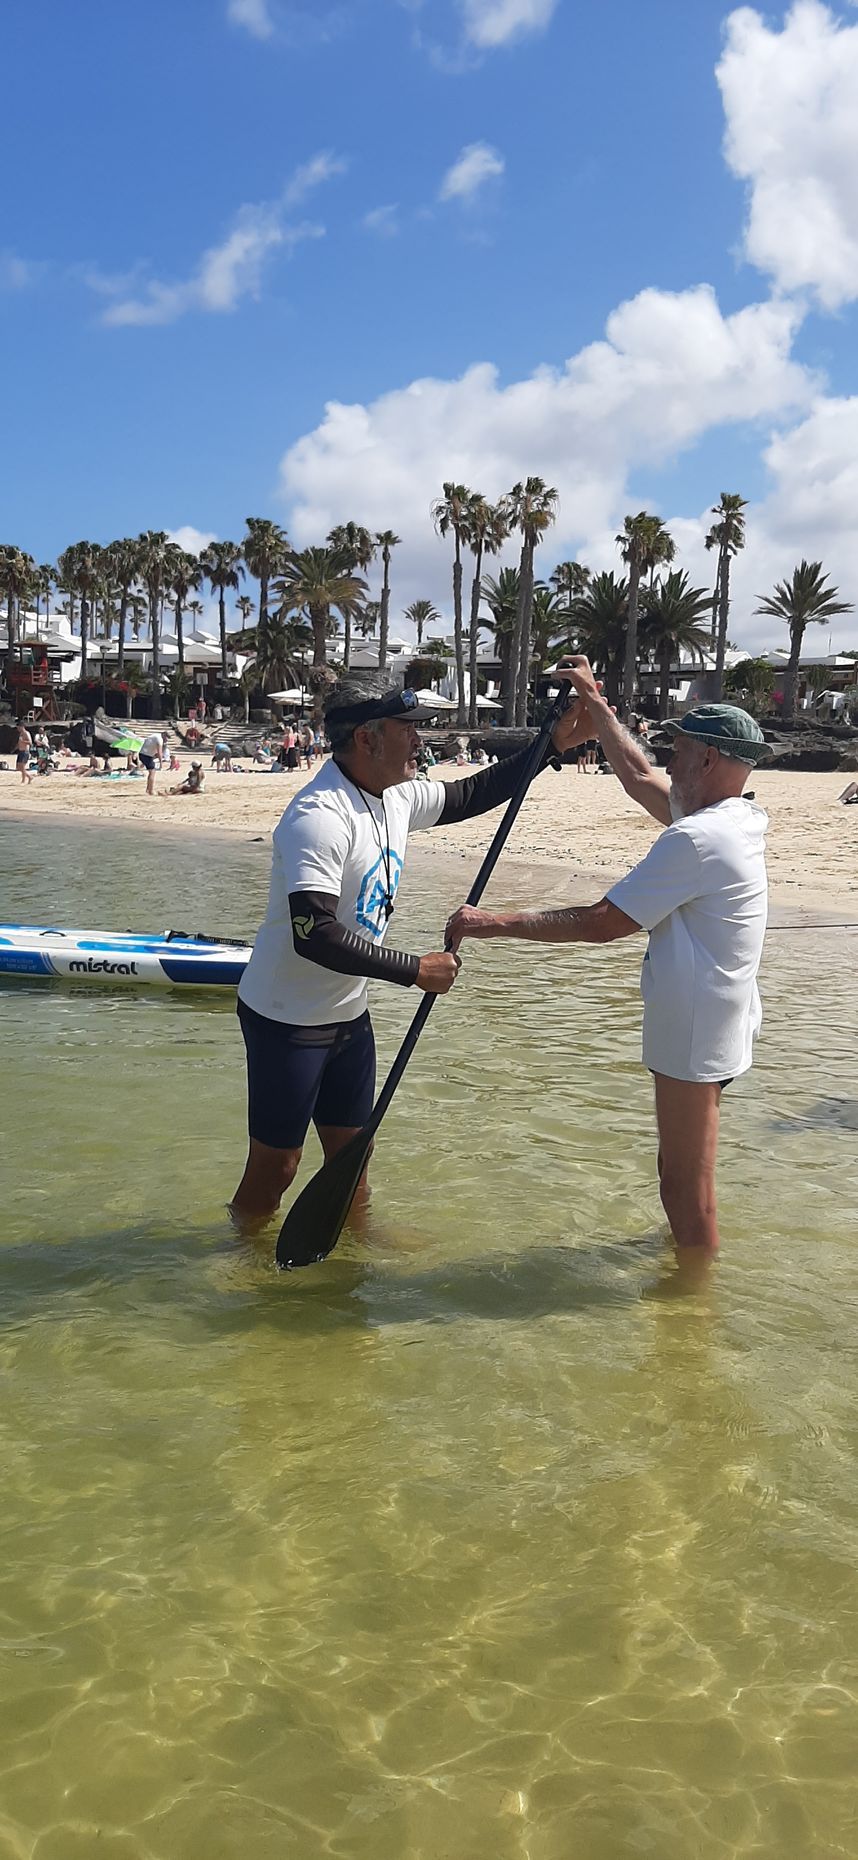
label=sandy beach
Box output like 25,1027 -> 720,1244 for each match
2,753 -> 855,908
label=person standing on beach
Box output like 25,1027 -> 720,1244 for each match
16,722 -> 33,785
139,730 -> 165,798
446,659 -> 771,1264
230,673 -> 581,1232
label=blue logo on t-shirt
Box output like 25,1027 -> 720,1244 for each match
356,851 -> 403,938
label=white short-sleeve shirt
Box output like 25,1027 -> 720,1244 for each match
238,759 -> 447,1025
607,796 -> 768,1083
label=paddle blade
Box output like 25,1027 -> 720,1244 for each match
275,1126 -> 373,1270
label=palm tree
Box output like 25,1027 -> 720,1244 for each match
119,658 -> 149,719
480,566 -> 520,713
755,561 -> 853,723
273,547 -> 367,709
201,540 -> 244,685
34,562 -> 55,627
166,547 -> 201,674
570,572 -> 629,711
357,600 -> 380,638
530,583 -> 575,696
506,478 -> 559,725
166,664 -> 191,721
105,538 -> 142,677
464,496 -> 507,727
235,594 -> 255,630
256,613 -> 311,694
242,518 -> 290,663
136,530 -> 173,718
57,541 -> 102,684
403,599 -> 439,651
238,661 -> 258,724
616,512 -> 675,714
327,524 -> 375,669
723,656 -> 775,716
1,546 -> 36,682
705,494 -> 748,698
639,571 -> 712,719
375,530 -> 401,676
550,560 -> 590,605
432,483 -> 472,726
129,591 -> 148,641
188,598 -> 205,633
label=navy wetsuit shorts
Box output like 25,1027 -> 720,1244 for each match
237,999 -> 376,1150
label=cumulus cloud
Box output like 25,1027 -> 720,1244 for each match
461,0 -> 559,48
362,205 -> 400,238
94,152 -> 344,327
276,283 -> 815,628
167,526 -> 217,557
718,1 -> 858,309
439,142 -> 505,203
0,250 -> 34,291
227,0 -> 274,38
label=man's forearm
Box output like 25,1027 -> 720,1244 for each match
587,698 -> 655,786
470,902 -> 633,945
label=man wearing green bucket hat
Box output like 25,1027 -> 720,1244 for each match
447,661 -> 771,1262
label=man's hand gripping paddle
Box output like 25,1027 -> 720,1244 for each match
275,685 -> 571,1270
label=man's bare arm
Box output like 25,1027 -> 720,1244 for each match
556,658 -> 672,826
446,899 -> 641,949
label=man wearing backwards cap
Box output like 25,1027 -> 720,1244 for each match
447,658 -> 771,1262
231,672 -> 580,1231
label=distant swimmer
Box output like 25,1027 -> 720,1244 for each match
15,722 -> 33,786
230,673 -> 582,1234
447,661 -> 772,1267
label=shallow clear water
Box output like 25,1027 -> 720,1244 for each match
1,818 -> 857,1860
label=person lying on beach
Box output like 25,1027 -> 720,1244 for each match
446,659 -> 772,1268
230,672 -> 583,1234
170,760 -> 205,796
837,781 -> 858,804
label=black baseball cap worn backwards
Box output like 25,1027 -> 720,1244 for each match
325,686 -> 439,728
663,704 -> 771,764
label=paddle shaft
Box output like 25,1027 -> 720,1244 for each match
366,691 -> 569,1136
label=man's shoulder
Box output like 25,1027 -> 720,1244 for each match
274,763 -> 353,838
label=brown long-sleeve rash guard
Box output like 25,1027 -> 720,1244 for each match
288,744 -> 551,985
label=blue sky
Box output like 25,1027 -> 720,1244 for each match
3,0 -> 858,650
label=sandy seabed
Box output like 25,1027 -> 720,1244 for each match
2,754 -> 856,911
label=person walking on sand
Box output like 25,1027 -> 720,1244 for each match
15,722 -> 33,785
446,658 -> 771,1267
230,672 -> 582,1233
139,730 -> 165,798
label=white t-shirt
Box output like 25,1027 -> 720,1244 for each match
238,759 -> 447,1025
140,733 -> 163,759
606,796 -> 768,1083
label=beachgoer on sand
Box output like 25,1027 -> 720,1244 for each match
16,722 -> 33,785
170,760 -> 205,796
212,742 -> 232,772
446,660 -> 772,1269
230,673 -> 583,1232
139,731 -> 166,798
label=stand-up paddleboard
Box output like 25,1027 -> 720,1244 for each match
0,926 -> 251,989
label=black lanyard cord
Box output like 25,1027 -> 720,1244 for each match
335,765 -> 396,919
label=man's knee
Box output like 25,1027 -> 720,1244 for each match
659,1170 -> 717,1244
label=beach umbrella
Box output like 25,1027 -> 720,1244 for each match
110,733 -> 143,753
268,689 -> 305,703
413,689 -> 456,710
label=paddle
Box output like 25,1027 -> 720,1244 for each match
276,685 -> 571,1271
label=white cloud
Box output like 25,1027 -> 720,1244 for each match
227,0 -> 274,39
0,250 -> 34,290
362,204 -> 400,238
439,142 -> 505,203
276,283 -> 816,631
167,526 -> 217,557
718,1 -> 858,309
283,150 -> 348,208
461,0 -> 558,48
93,150 -> 345,328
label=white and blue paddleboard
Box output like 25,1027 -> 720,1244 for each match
0,925 -> 251,989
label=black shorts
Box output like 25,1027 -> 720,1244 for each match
16,752 -> 30,767
237,999 -> 376,1150
140,753 -> 156,771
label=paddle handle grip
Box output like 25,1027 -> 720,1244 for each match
367,688 -> 570,1133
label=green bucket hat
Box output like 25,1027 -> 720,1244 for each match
663,704 -> 770,763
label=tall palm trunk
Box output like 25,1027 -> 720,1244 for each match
149,588 -> 161,719
782,622 -> 805,724
621,560 -> 641,717
117,589 -> 128,676
467,541 -> 484,729
343,611 -> 351,671
658,641 -> 673,720
709,556 -> 721,651
452,537 -> 466,726
379,549 -> 392,675
175,597 -> 185,671
713,551 -> 732,700
5,593 -> 17,683
80,595 -> 90,681
514,536 -> 535,726
218,591 -> 228,685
